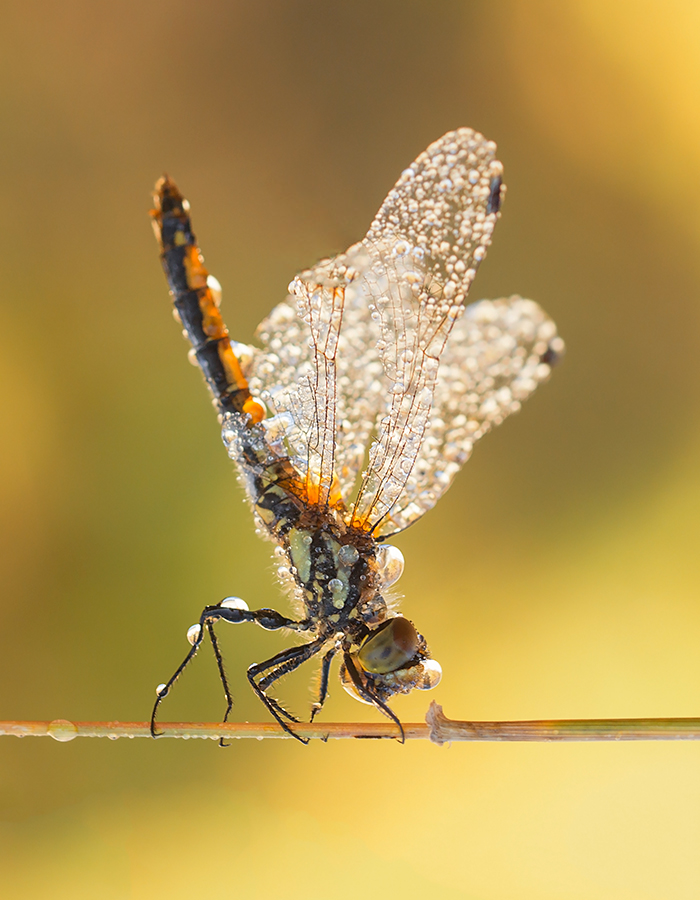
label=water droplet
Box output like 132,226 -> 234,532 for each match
48,719 -> 78,743
375,544 -> 405,588
338,545 -> 359,566
221,597 -> 249,611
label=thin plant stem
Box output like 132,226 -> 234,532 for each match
2,704 -> 700,743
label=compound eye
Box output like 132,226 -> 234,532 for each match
357,617 -> 419,675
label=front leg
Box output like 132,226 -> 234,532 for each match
247,637 -> 327,744
150,596 -> 310,737
342,651 -> 406,743
310,646 -> 337,723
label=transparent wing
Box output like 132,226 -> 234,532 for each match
350,128 -> 505,531
249,275 -> 340,507
249,255 -> 383,507
248,128 -> 541,526
370,296 -> 564,536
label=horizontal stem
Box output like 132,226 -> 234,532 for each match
424,703 -> 700,744
2,704 -> 700,743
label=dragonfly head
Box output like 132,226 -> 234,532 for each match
340,616 -> 442,704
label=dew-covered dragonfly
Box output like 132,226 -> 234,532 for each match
150,128 -> 564,743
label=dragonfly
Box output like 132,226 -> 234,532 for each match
149,128 -> 564,743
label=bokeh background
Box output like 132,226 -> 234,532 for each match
2,1 -> 700,897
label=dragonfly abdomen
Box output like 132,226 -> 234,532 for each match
151,177 -> 264,423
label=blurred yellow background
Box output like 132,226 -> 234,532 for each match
2,1 -> 700,897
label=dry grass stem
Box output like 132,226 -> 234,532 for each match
2,703 -> 700,744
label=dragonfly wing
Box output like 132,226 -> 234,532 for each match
249,255 -> 383,507
371,295 -> 564,536
350,128 -> 505,532
248,128 -> 552,524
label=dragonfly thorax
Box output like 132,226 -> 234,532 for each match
283,522 -> 383,631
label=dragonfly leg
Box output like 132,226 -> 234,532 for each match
342,651 -> 405,743
310,647 -> 337,723
150,601 -> 311,738
205,620 -> 235,747
247,638 -> 327,744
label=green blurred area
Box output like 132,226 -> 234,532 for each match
2,1 -> 700,897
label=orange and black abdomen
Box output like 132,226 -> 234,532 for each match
151,177 -> 263,422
